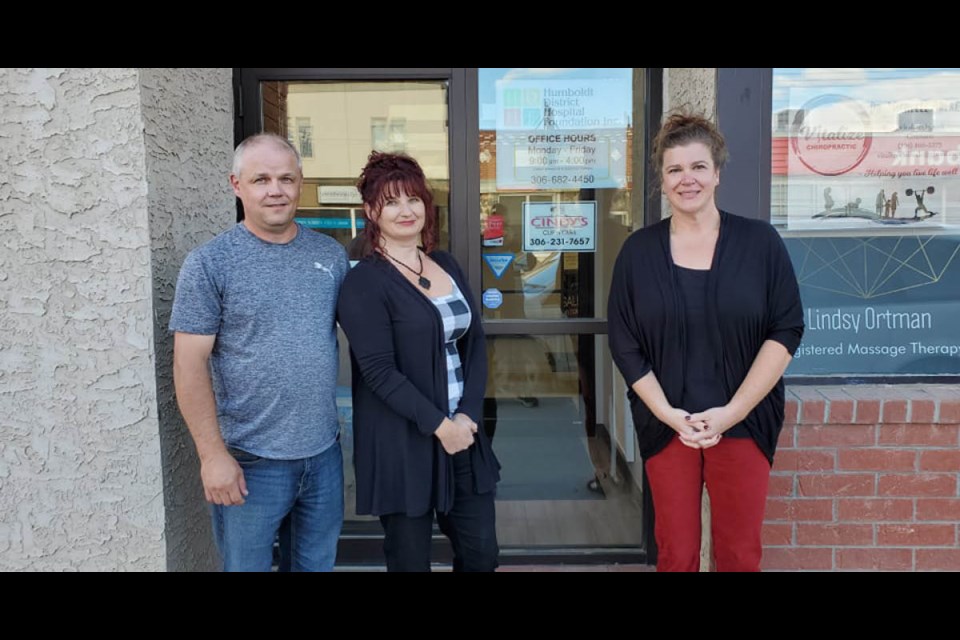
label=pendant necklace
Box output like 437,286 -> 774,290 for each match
384,249 -> 431,290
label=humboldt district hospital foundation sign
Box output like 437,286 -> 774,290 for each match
784,233 -> 960,376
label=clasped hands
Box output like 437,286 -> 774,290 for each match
435,412 -> 479,454
665,405 -> 738,450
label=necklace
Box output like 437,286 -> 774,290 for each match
384,249 -> 431,290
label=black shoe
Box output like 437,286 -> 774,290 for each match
586,477 -> 604,494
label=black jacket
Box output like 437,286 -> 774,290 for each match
607,211 -> 804,464
337,250 -> 499,517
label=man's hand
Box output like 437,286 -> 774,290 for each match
200,450 -> 249,506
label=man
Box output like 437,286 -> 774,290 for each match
170,133 -> 348,571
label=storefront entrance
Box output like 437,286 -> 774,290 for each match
236,68 -> 657,565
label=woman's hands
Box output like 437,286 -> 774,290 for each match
677,404 -> 742,449
434,414 -> 478,454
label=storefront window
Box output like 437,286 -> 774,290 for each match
773,69 -> 960,376
477,68 -> 637,321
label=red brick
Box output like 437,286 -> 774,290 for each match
878,424 -> 960,447
881,399 -> 908,424
838,499 -> 914,522
819,388 -> 854,424
940,401 -> 960,424
877,524 -> 955,546
909,400 -> 937,424
838,449 -> 916,472
765,498 -> 834,522
878,474 -> 957,497
793,388 -> 827,425
854,400 -> 881,425
801,401 -> 827,425
843,388 -> 886,425
784,397 -> 800,426
767,474 -> 794,497
797,523 -> 873,546
777,425 -> 796,450
916,498 -> 960,521
762,523 -> 794,546
919,450 -> 960,472
916,549 -> 960,571
761,547 -> 833,571
773,450 -> 836,472
798,474 -> 875,497
923,387 -> 960,424
836,548 -> 913,571
798,425 -> 875,447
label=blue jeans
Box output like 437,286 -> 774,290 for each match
211,440 -> 343,572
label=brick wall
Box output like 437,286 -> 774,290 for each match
762,384 -> 960,571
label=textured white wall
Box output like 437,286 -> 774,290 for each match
0,68 -> 235,571
0,68 -> 163,570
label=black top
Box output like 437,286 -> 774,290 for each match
675,265 -> 749,438
608,211 -> 804,464
337,250 -> 500,517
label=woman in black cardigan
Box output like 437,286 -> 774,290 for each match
337,152 -> 500,572
608,112 -> 804,571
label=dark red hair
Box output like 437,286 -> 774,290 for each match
356,151 -> 438,256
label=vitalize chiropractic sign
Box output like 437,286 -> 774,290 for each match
784,233 -> 960,375
495,79 -> 629,190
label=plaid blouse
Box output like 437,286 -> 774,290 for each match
429,275 -> 473,416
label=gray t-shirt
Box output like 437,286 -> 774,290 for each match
170,223 -> 348,459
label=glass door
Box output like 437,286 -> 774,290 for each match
476,68 -> 648,558
239,69 -> 468,565
238,68 -> 654,565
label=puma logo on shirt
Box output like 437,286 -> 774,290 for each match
314,262 -> 335,280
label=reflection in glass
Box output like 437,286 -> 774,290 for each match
259,81 -> 451,527
773,69 -> 960,377
478,68 -> 637,320
260,81 -> 450,253
485,334 -> 643,548
772,68 -> 960,233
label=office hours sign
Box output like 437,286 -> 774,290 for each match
495,78 -> 630,191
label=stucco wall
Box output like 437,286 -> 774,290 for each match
662,68 -> 719,570
665,68 -> 717,117
0,68 -> 235,571
139,68 -> 234,571
0,68 -> 164,570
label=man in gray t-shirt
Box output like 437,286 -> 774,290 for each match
170,133 -> 348,572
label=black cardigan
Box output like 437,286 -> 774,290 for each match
607,211 -> 804,464
337,250 -> 500,517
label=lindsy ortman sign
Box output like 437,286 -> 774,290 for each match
522,202 -> 596,252
495,79 -> 629,191
790,304 -> 960,375
783,232 -> 960,375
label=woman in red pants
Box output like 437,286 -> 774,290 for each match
608,111 -> 804,571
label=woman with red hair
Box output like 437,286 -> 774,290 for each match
337,151 -> 500,571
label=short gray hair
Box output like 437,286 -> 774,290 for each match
232,133 -> 302,177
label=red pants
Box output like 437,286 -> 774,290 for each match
645,435 -> 771,572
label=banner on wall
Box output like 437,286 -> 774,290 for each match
784,234 -> 960,375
